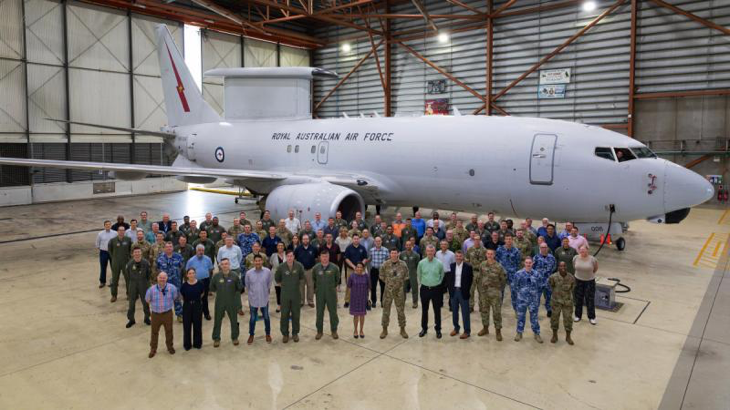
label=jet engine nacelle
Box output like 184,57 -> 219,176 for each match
264,183 -> 365,224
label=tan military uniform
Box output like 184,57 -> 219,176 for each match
347,228 -> 361,238
548,271 -> 575,331
227,225 -> 245,240
452,226 -> 468,244
276,227 -> 294,247
466,245 -> 487,309
244,252 -> 271,271
380,259 -> 409,328
478,260 -> 507,329
524,229 -> 538,247
514,236 -> 532,267
419,235 -> 439,253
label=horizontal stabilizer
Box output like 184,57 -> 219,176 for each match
45,119 -> 176,138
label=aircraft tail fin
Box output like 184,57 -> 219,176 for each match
156,25 -> 220,127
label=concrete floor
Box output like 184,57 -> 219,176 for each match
0,190 -> 727,409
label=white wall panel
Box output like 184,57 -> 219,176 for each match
133,74 -> 166,131
27,63 -> 66,133
244,38 -> 276,67
67,2 -> 128,72
280,46 -> 309,67
0,59 -> 26,133
202,30 -> 240,116
24,0 -> 64,65
0,0 -> 23,59
68,68 -> 130,134
132,15 -> 182,77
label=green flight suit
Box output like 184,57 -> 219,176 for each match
174,244 -> 194,268
313,262 -> 340,333
275,261 -> 305,336
192,238 -> 216,263
554,246 -> 578,274
109,235 -> 133,298
210,271 -> 242,341
399,250 -> 421,305
126,258 -> 151,322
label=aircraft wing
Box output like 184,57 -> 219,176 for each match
0,157 -> 286,181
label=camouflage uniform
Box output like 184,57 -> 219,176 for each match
452,227 -> 469,244
239,218 -> 252,227
419,235 -> 439,254
554,246 -> 578,274
150,242 -> 165,278
244,251 -> 271,271
514,236 -> 533,266
548,271 -> 575,332
132,240 -> 152,267
347,228 -> 361,238
496,245 -> 522,310
380,259 -> 409,328
399,250 -> 421,306
524,229 -> 538,248
514,268 -> 541,335
448,237 -> 462,253
215,239 -> 226,256
227,225 -> 245,241
465,245 -> 487,309
156,252 -> 185,317
478,260 -> 507,329
533,253 -> 557,314
276,227 -> 294,247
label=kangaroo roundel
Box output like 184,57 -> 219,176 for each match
215,147 -> 225,163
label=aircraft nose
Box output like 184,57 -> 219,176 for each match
663,160 -> 714,213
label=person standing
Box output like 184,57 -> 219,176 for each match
311,212 -> 327,233
109,226 -> 133,302
513,257 -> 543,343
210,259 -> 242,347
156,242 -> 185,322
186,245 -> 214,321
412,211 -> 426,243
465,239 -> 486,312
95,220 -> 116,288
343,234 -> 367,309
567,227 -> 589,251
174,235 -> 194,267
192,230 -> 216,263
165,222 -> 184,246
285,209 -> 301,236
145,223 -> 161,244
348,263 -> 370,338
145,272 -> 180,358
399,240 -> 421,308
262,226 -> 282,257
245,255 -> 273,344
294,234 -> 318,308
313,251 -> 340,340
478,249 -> 507,341
446,251 -> 472,339
573,246 -> 598,325
418,245 -> 445,338
496,235 -> 522,310
125,248 -> 151,328
237,224 -> 260,261
111,215 -> 130,231
380,249 -> 409,339
533,243 -> 557,317
275,251 -> 305,343
554,237 -> 578,274
269,242 -> 286,313
132,230 -> 153,268
549,261 -> 575,345
227,218 -> 245,241
368,237 -> 389,308
125,219 -> 141,241
436,240 -> 456,310
206,217 -> 226,244
138,211 -> 152,235
181,268 -> 205,350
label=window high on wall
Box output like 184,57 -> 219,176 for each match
184,25 -> 203,90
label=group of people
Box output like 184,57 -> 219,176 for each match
95,208 -> 599,358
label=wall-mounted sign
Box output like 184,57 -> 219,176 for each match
540,68 -> 571,84
427,79 -> 447,94
538,84 -> 566,99
425,98 -> 449,115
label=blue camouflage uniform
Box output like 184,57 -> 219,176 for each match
156,252 -> 185,317
496,245 -> 521,310
237,232 -> 260,259
514,268 -> 542,335
533,253 -> 557,314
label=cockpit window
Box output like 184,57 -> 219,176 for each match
629,146 -> 657,159
614,148 -> 636,162
595,147 -> 615,161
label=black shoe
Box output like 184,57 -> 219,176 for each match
144,318 -> 151,326
366,305 -> 371,311
436,331 -> 442,339
419,329 -> 427,337
547,311 -> 552,318
344,303 -> 349,308
98,283 -> 105,289
125,321 -> 135,328
184,346 -> 191,351
205,315 -> 212,321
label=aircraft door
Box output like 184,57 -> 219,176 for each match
317,141 -> 329,164
530,134 -> 557,185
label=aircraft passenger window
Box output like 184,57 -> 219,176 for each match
287,145 -> 292,153
630,146 -> 657,159
614,148 -> 636,162
310,145 -> 316,154
320,146 -> 325,154
594,147 -> 615,161
295,145 -> 300,153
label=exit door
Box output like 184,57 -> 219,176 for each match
317,141 -> 329,164
530,134 -> 557,185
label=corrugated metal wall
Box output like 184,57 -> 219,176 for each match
313,0 -> 728,126
201,32 -> 311,116
0,0 -> 181,186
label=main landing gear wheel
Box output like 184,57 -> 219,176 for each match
234,198 -> 239,204
615,237 -> 626,251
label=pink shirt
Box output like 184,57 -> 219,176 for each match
568,235 -> 589,251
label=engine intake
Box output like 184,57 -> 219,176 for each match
264,183 -> 365,224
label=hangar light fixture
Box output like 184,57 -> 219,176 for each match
582,1 -> 597,12
438,32 -> 449,43
342,43 -> 352,52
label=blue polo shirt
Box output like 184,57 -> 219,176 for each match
294,244 -> 318,270
186,255 -> 213,280
344,244 -> 368,265
262,235 -> 282,257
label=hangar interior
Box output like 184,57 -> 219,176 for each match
0,0 -> 729,409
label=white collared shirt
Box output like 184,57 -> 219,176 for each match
455,262 -> 463,287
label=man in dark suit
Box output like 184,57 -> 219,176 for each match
446,250 -> 473,339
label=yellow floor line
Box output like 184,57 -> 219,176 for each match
713,241 -> 722,257
694,232 -> 715,267
719,209 -> 730,225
